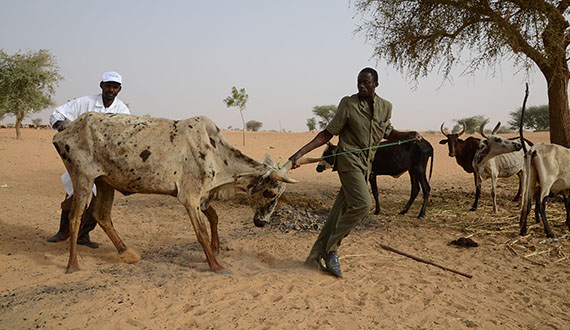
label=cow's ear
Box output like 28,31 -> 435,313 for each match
439,139 -> 448,145
263,153 -> 275,167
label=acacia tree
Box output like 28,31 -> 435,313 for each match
452,115 -> 488,134
507,105 -> 550,130
0,49 -> 62,139
354,0 -> 570,147
312,104 -> 337,129
223,86 -> 248,146
306,117 -> 317,131
246,120 -> 263,132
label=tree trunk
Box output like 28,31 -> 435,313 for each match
15,111 -> 24,140
240,110 -> 246,146
545,71 -> 570,148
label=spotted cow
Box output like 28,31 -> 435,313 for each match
471,121 -> 532,213
52,112 -> 296,273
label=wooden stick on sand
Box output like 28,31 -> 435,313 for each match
379,244 -> 473,279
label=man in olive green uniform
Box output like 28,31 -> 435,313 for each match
289,67 -> 420,277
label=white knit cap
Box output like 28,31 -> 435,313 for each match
102,71 -> 122,84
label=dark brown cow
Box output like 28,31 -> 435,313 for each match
439,122 -> 482,210
316,139 -> 433,218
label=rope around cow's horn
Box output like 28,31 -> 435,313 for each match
277,138 -> 417,170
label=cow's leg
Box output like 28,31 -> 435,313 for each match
181,199 -> 224,272
513,171 -> 523,202
470,173 -> 480,211
91,181 -> 140,263
369,173 -> 380,215
520,179 -> 535,237
400,171 -> 419,216
534,191 -> 541,223
539,196 -> 555,238
564,192 -> 570,231
201,206 -> 220,255
66,177 -> 92,274
491,175 -> 498,214
417,169 -> 431,219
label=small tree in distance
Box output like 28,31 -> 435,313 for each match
246,120 -> 263,132
223,86 -> 248,146
507,105 -> 550,131
312,105 -> 336,129
452,115 -> 488,134
31,118 -> 43,127
0,49 -> 62,139
306,117 -> 317,131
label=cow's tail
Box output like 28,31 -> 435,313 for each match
520,147 -> 534,215
427,147 -> 434,183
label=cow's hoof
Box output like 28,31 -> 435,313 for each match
417,215 -> 425,219
469,207 -> 477,212
120,248 -> 141,264
254,219 -> 268,227
47,231 -> 69,243
65,266 -> 80,274
546,232 -> 555,239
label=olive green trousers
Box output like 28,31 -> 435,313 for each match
308,169 -> 371,257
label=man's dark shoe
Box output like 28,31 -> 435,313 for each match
77,233 -> 99,249
321,249 -> 343,278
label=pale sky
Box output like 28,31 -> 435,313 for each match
1,0 -> 550,132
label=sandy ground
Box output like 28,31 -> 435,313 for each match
0,127 -> 569,330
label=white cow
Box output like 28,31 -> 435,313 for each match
53,112 -> 297,273
472,122 -> 529,213
519,143 -> 570,238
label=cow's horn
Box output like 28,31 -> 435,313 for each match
295,157 -> 322,166
270,169 -> 299,183
440,122 -> 450,136
479,121 -> 488,139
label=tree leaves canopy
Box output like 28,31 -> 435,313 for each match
223,86 -> 248,111
507,104 -> 550,130
453,115 -> 488,134
312,105 -> 337,129
0,49 -> 61,117
246,120 -> 263,131
354,0 -> 570,147
306,117 -> 317,131
354,0 -> 566,80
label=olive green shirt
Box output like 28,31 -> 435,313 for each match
325,93 -> 393,173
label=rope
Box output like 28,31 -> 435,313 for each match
277,138 -> 417,169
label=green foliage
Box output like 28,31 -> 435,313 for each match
312,105 -> 336,129
0,49 -> 62,138
452,115 -> 488,134
223,86 -> 248,111
31,118 -> 43,126
353,1 -> 570,147
507,105 -> 550,131
354,1 -> 558,81
223,86 -> 249,145
246,120 -> 263,132
306,117 -> 317,131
